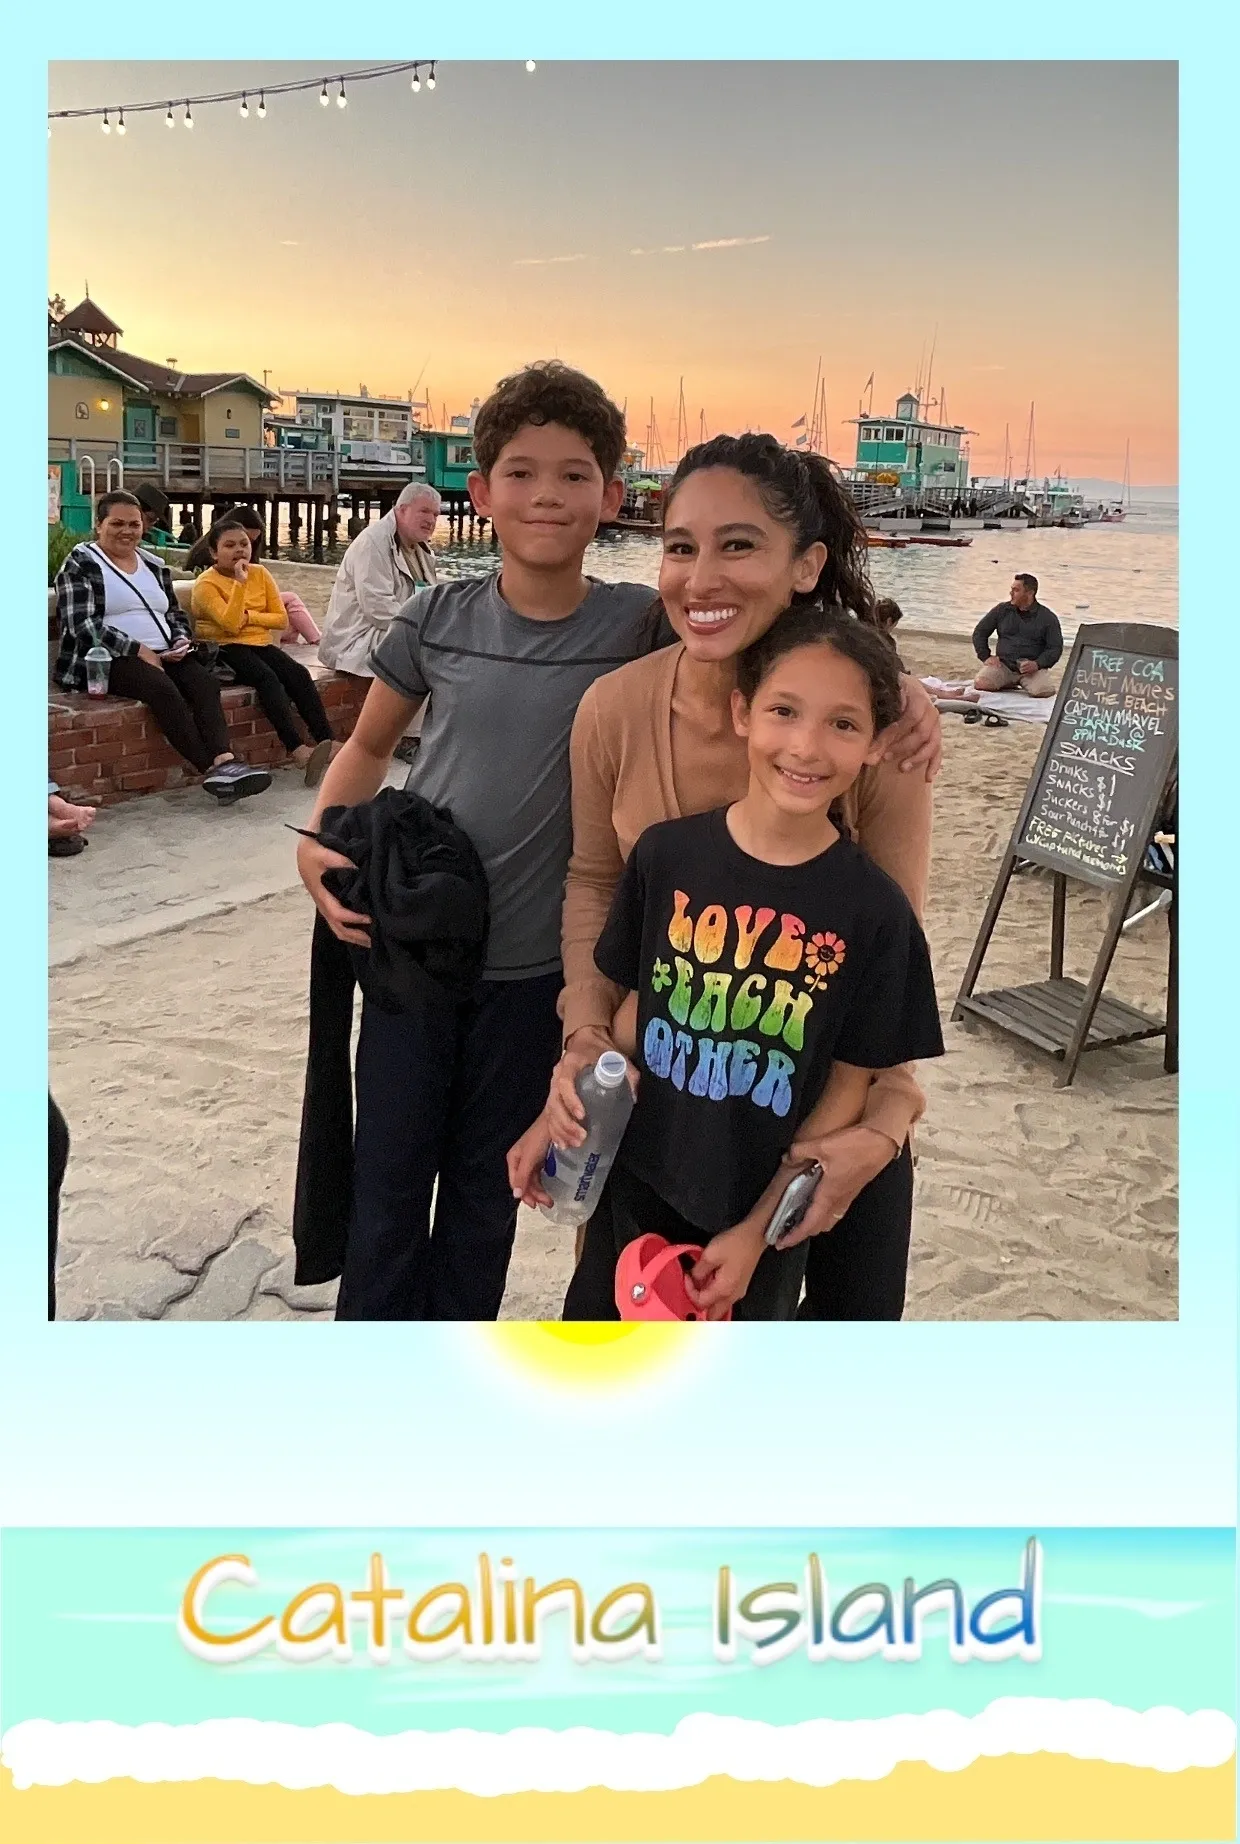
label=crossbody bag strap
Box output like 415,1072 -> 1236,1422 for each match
87,545 -> 175,647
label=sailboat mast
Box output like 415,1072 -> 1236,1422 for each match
1123,437 -> 1131,508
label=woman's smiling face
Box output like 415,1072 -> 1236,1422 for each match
658,467 -> 826,662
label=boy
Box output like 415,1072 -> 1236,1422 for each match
296,363 -> 654,1320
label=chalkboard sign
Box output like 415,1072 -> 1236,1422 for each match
954,621 -> 1177,1086
1016,624 -> 1178,888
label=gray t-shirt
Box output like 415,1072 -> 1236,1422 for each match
370,571 -> 657,979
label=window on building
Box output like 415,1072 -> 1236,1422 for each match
377,415 -> 408,442
159,416 -> 178,437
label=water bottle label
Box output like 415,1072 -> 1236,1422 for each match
573,1152 -> 601,1203
542,1147 -> 557,1178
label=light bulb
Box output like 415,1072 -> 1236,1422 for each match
102,111 -> 111,134
166,105 -> 174,127
427,63 -> 436,90
117,110 -> 126,135
240,93 -> 249,118
320,81 -> 329,106
184,104 -> 193,128
411,69 -> 420,92
526,59 -> 536,72
337,82 -> 347,108
257,92 -> 267,118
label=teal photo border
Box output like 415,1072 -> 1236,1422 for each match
6,11 -> 1231,1551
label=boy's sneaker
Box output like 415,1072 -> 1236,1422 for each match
203,759 -> 272,801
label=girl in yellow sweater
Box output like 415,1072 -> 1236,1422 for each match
191,519 -> 338,786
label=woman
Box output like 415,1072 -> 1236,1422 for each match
191,518 -> 339,786
546,434 -> 940,1321
53,490 -> 270,803
188,508 -> 321,645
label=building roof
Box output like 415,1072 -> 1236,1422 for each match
58,296 -> 124,338
48,339 -> 151,390
49,334 -> 274,402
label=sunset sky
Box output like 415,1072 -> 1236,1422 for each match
48,61 -> 1177,483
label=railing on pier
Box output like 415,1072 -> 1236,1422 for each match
49,438 -> 341,491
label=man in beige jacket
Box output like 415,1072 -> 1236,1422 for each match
319,481 -> 441,760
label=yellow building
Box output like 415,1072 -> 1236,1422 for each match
48,295 -> 273,469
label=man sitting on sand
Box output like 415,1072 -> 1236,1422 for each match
971,573 -> 1062,698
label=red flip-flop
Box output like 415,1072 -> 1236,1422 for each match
615,1233 -> 732,1322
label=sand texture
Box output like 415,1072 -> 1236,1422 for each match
48,627 -> 1176,1322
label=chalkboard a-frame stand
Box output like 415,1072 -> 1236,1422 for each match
953,622 -> 1177,1088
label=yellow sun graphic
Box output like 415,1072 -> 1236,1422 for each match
487,1321 -> 694,1389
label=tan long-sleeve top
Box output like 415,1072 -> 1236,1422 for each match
559,643 -> 934,1152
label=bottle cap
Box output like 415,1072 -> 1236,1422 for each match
595,1051 -> 629,1089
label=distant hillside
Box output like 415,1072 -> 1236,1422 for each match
1068,478 -> 1178,504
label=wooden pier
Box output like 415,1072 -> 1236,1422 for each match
49,438 -> 489,560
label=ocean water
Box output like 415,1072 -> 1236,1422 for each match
279,502 -> 1176,644
1,1528 -> 1229,1738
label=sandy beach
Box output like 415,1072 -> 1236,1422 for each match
48,572 -> 1176,1323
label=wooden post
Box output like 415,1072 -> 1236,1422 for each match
327,496 -> 340,551
312,496 -> 325,563
268,496 -> 280,559
1050,874 -> 1066,980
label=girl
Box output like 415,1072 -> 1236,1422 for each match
542,433 -> 939,1320
188,509 -> 321,645
190,518 -> 339,786
512,605 -> 944,1319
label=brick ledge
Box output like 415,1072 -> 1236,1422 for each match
49,663 -> 367,806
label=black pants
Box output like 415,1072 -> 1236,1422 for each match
565,1139 -> 915,1323
49,1095 -> 69,1321
564,1164 -> 809,1321
797,1140 -> 915,1320
107,653 -> 233,773
336,972 -> 564,1321
219,644 -> 333,754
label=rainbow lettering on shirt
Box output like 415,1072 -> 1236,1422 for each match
642,893 -> 846,1117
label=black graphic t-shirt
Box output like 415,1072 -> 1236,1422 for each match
594,808 -> 944,1235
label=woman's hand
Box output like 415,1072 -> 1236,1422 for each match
164,638 -> 192,662
765,1125 -> 897,1250
685,1222 -> 765,1321
137,644 -> 165,670
881,674 -> 943,781
296,833 -> 372,947
545,1026 -> 638,1149
233,559 -> 249,582
506,1114 -> 554,1209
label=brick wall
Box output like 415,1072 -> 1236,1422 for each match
49,668 -> 368,807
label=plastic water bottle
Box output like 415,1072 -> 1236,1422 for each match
84,645 -> 111,698
539,1052 -> 635,1227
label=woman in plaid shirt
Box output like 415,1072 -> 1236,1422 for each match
53,490 -> 270,803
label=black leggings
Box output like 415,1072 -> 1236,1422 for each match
797,1140 -> 915,1320
107,654 -> 232,774
564,1141 -> 915,1324
563,1164 -> 809,1321
49,1095 -> 69,1321
219,644 -> 333,754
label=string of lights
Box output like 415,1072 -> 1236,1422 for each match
48,61 -> 537,133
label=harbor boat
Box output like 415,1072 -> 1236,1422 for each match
904,533 -> 973,548
865,531 -> 910,549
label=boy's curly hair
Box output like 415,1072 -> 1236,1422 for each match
471,360 -> 627,479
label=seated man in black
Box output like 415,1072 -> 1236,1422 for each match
972,573 -> 1063,698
